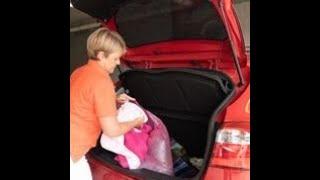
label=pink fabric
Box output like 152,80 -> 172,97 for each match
115,124 -> 152,168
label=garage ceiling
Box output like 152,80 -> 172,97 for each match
70,7 -> 97,27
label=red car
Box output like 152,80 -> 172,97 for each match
71,0 -> 250,179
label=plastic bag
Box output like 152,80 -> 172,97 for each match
138,106 -> 174,176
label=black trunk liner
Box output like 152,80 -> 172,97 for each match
120,68 -> 234,157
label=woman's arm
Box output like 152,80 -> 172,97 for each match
99,116 -> 144,137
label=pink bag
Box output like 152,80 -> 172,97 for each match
140,109 -> 174,176
131,101 -> 174,176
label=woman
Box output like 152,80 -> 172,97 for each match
70,27 -> 144,180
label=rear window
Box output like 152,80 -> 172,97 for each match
116,0 -> 228,47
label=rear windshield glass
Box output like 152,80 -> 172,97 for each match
116,0 -> 228,47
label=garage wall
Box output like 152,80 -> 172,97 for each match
70,29 -> 94,74
234,1 -> 250,49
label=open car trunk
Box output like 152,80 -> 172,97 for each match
88,68 -> 235,179
72,0 -> 248,179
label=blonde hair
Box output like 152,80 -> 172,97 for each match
87,27 -> 126,60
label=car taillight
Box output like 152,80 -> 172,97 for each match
212,128 -> 250,169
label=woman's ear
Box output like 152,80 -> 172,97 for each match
96,51 -> 105,61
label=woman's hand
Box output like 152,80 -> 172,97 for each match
116,93 -> 136,104
134,117 -> 145,129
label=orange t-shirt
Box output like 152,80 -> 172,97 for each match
70,60 -> 117,161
